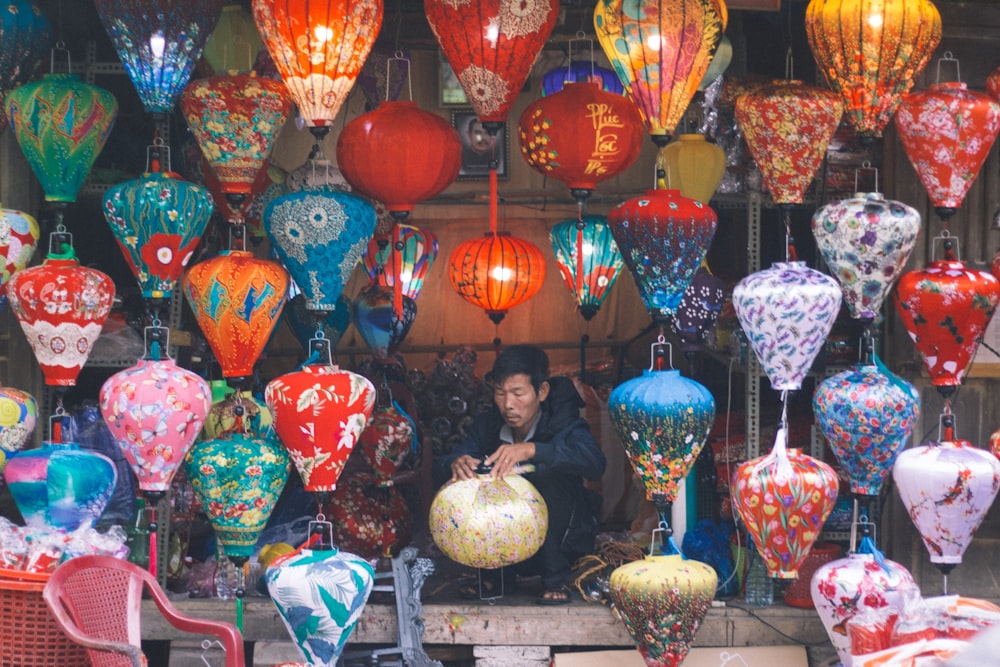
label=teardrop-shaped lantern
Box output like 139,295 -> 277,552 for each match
0,386 -> 37,473
656,134 -> 726,204
518,81 -> 644,201
99,357 -> 212,496
324,473 -> 413,558
203,3 -> 263,74
608,366 -> 715,510
541,60 -> 623,96
674,266 -> 727,353
185,432 -> 290,562
805,0 -> 942,139
252,0 -> 383,129
352,285 -> 417,360
103,172 -> 215,300
429,470 -> 548,569
0,207 -> 40,289
180,71 -> 291,204
733,261 -> 842,391
894,428 -> 1000,573
594,0 -> 726,145
182,250 -> 289,382
7,240 -> 115,386
336,101 -> 462,216
735,80 -> 843,206
363,223 -> 438,302
426,0 -> 558,128
607,189 -> 718,324
447,231 -> 546,325
284,294 -> 352,353
608,552 -> 718,667
895,259 -> 1000,393
95,0 -> 222,116
812,192 -> 921,320
0,0 -> 52,133
550,216 -> 624,322
5,73 -> 118,203
813,362 -> 920,497
895,77 -> 1000,220
264,363 -> 376,495
265,189 -> 376,312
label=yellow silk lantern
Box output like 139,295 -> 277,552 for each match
656,134 -> 726,204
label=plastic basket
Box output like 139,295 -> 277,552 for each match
0,567 -> 90,666
782,541 -> 842,608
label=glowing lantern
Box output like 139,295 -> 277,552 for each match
352,285 -> 417,360
102,172 -> 215,300
447,231 -> 546,325
735,80 -> 843,206
0,0 -> 52,133
426,0 -> 558,128
656,134 -> 726,204
362,223 -> 438,302
203,4 -> 263,73
0,207 -> 40,290
5,73 -> 117,203
95,0 -> 221,117
550,216 -> 624,321
0,386 -> 36,473
594,0 -> 727,145
607,189 -> 718,324
182,250 -> 289,383
805,0 -> 942,139
252,0 -> 383,129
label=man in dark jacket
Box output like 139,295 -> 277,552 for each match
434,345 -> 607,604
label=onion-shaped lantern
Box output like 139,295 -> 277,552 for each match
352,285 -> 417,360
0,0 -> 52,133
0,207 -> 40,290
607,189 -> 718,325
550,216 -> 624,322
656,134 -> 726,204
812,191 -> 921,321
363,223 -> 438,303
103,172 -> 215,300
733,261 -> 842,391
805,0 -> 941,139
203,3 -> 263,73
94,0 -> 222,116
0,386 -> 36,473
447,231 -> 546,325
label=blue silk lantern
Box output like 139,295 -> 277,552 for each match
0,0 -> 51,131
94,0 -> 223,115
542,60 -> 624,96
103,172 -> 214,299
285,294 -> 352,353
352,285 -> 417,360
265,190 -> 377,313
550,216 -> 624,321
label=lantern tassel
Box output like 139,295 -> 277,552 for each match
392,227 -> 403,320
489,165 -> 498,235
148,517 -> 158,579
575,203 -> 585,299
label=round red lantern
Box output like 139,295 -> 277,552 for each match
336,101 -> 461,217
448,231 -> 546,324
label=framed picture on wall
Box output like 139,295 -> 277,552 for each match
439,54 -> 468,106
451,110 -> 509,179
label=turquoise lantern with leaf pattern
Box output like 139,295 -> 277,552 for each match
550,215 -> 624,321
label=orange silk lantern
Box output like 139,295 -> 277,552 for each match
448,231 -> 545,325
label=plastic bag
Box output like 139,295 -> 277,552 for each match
68,401 -> 137,526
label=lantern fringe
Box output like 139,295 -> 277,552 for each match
570,539 -> 646,603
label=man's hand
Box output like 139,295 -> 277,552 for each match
450,455 -> 482,481
485,442 -> 535,479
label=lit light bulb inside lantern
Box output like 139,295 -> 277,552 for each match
314,25 -> 334,43
582,242 -> 595,257
485,21 -> 499,45
400,269 -> 413,284
491,265 -> 513,281
866,12 -> 884,29
646,33 -> 663,51
149,32 -> 166,60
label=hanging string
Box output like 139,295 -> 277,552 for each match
489,139 -> 499,235
574,201 -> 585,298
391,224 -> 404,319
235,562 -> 246,632
784,211 -> 798,261
148,504 -> 158,579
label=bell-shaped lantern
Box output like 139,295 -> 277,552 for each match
894,60 -> 1000,220
265,189 -> 376,313
252,0 -> 383,129
426,0 -> 558,128
656,134 -> 726,204
7,238 -> 115,386
0,207 -> 40,290
0,0 -> 52,133
674,265 -> 727,354
203,3 -> 263,73
733,261 -> 842,391
352,285 -> 417,360
103,171 -> 215,300
594,0 -> 726,145
607,189 -> 718,325
550,216 -> 624,322
735,80 -> 843,206
336,101 -> 462,216
0,386 -> 37,472
183,250 -> 289,383
447,231 -> 546,325
95,0 -> 222,116
5,73 -> 117,203
518,81 -> 644,202
363,223 -> 438,302
805,0 -> 942,139
812,191 -> 921,321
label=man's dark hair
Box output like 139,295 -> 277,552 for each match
489,344 -> 549,391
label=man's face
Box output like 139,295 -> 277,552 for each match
493,373 -> 549,432
468,121 -> 491,154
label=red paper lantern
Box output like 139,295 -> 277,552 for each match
518,81 -> 644,202
448,231 -> 546,324
336,101 -> 461,216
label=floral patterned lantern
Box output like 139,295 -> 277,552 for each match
7,239 -> 115,386
426,0 -> 558,129
893,417 -> 1000,574
0,0 -> 51,134
550,216 -> 624,321
0,206 -> 40,290
733,261 -> 842,391
673,265 -> 726,354
607,189 -> 718,324
894,70 -> 1000,220
448,231 -> 546,325
656,134 -> 727,205
352,285 -> 417,360
183,250 -> 289,383
735,80 -> 843,206
594,0 -> 726,145
203,3 -> 263,73
103,171 -> 215,300
805,0 -> 942,139
812,191 -> 921,321
0,386 -> 36,473
95,0 -> 222,116
357,403 -> 415,485
5,73 -> 117,203
323,473 -> 413,558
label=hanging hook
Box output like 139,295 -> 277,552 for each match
200,639 -> 225,667
387,50 -> 412,102
853,160 -> 879,194
309,331 -> 335,367
931,230 -> 960,262
145,137 -> 171,174
935,51 -> 961,84
649,333 -> 673,371
49,41 -> 71,75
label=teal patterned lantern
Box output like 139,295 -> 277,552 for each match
550,216 -> 624,321
5,73 -> 118,203
0,0 -> 52,133
103,172 -> 215,299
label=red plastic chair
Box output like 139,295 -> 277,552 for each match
42,555 -> 245,667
